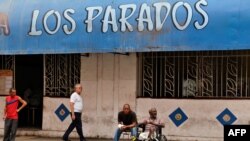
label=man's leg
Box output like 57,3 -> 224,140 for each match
62,118 -> 76,141
3,119 -> 12,141
9,119 -> 18,141
75,113 -> 86,141
114,128 -> 123,141
130,127 -> 137,141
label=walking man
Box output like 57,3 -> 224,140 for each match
3,88 -> 27,141
63,84 -> 86,141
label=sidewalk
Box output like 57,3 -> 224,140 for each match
0,136 -> 114,141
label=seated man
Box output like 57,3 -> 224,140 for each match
114,104 -> 137,141
139,108 -> 165,140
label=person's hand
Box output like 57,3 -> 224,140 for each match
71,114 -> 75,120
3,115 -> 6,120
16,109 -> 20,113
121,125 -> 127,131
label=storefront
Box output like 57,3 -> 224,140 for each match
1,0 -> 250,140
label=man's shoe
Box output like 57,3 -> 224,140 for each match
131,136 -> 137,141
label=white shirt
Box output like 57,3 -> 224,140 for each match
70,92 -> 83,113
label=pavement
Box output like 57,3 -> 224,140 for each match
0,136 -> 115,141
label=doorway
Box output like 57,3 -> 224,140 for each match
15,55 -> 43,128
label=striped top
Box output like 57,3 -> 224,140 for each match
6,96 -> 19,119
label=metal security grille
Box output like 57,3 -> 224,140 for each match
0,55 -> 15,87
0,55 -> 15,70
45,54 -> 80,97
139,51 -> 250,98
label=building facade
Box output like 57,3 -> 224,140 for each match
1,0 -> 250,140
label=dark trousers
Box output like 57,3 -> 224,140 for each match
63,112 -> 86,141
3,119 -> 18,141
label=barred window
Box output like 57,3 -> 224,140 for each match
138,51 -> 250,98
0,55 -> 14,70
0,55 -> 80,97
45,54 -> 80,97
0,55 -> 15,93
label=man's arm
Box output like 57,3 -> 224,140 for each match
3,97 -> 7,120
123,121 -> 136,129
152,122 -> 165,128
118,112 -> 123,124
138,119 -> 148,125
70,102 -> 75,120
17,96 -> 27,112
149,119 -> 165,128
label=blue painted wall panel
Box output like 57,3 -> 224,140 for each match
0,0 -> 250,54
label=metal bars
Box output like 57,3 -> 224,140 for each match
140,51 -> 250,98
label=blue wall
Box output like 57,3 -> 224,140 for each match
0,0 -> 250,54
